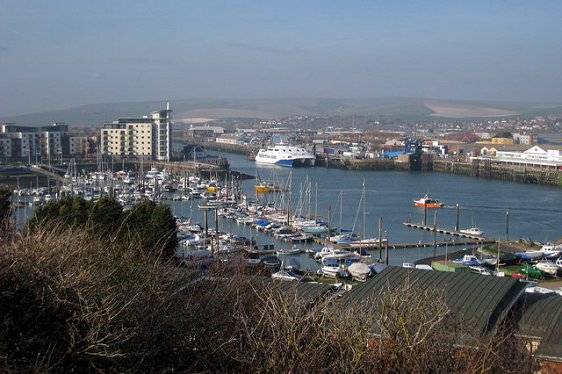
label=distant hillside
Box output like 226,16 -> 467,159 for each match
2,98 -> 561,128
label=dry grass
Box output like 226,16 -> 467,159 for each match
0,224 -> 537,372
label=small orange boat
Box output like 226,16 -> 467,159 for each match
414,194 -> 444,208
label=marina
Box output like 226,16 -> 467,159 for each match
9,149 -> 562,277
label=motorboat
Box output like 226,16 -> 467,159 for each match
255,145 -> 316,167
469,266 -> 492,276
516,249 -> 545,260
540,242 -> 562,259
415,264 -> 433,271
314,247 -> 350,261
320,259 -> 350,278
414,194 -> 444,208
348,237 -> 387,248
329,232 -> 359,244
348,262 -> 372,281
255,181 -> 272,193
453,254 -> 482,267
459,227 -> 484,236
276,246 -> 302,255
534,260 -> 559,276
271,270 -> 302,282
177,249 -> 214,268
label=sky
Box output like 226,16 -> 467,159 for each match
1,0 -> 562,116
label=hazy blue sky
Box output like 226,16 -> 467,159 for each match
1,0 -> 562,116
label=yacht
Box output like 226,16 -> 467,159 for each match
460,227 -> 484,236
255,145 -> 316,167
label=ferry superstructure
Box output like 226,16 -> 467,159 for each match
254,145 -> 316,167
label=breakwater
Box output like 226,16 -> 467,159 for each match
433,159 -> 562,186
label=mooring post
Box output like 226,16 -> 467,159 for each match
327,206 -> 331,241
378,216 -> 383,260
506,209 -> 510,241
455,204 -> 460,232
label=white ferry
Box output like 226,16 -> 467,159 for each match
254,145 -> 316,167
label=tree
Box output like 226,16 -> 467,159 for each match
149,203 -> 178,258
88,196 -> 123,236
0,187 -> 11,225
30,196 -> 92,228
121,199 -> 178,258
494,131 -> 513,138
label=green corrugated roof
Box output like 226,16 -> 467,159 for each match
275,281 -> 333,303
516,293 -> 562,362
343,266 -> 527,333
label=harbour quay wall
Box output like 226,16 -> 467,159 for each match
316,153 -> 433,171
196,141 -> 257,156
433,159 -> 562,186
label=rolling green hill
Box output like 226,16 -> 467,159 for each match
2,98 -> 561,128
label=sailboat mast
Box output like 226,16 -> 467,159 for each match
363,179 -> 366,241
315,182 -> 318,220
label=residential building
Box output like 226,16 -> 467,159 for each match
69,136 -> 89,157
0,122 -> 69,161
100,104 -> 172,161
513,133 -> 538,145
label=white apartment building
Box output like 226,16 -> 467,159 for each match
100,104 -> 172,161
0,123 -> 69,160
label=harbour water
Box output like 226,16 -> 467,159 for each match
11,151 -> 562,269
197,151 -> 562,268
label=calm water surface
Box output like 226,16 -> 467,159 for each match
195,152 -> 562,267
14,151 -> 562,268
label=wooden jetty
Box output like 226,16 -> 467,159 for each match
402,222 -> 487,240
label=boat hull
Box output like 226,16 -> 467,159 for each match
414,202 -> 444,208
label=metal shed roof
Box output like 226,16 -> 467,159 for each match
515,293 -> 562,362
275,281 -> 334,303
343,266 -> 527,333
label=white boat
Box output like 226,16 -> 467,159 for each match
348,237 -> 387,248
540,242 -> 562,258
460,227 -> 484,236
320,258 -> 350,278
415,264 -> 433,271
271,270 -> 302,282
469,266 -> 492,276
314,247 -> 351,261
348,262 -> 372,281
177,249 -> 214,268
413,194 -> 444,208
534,260 -> 559,276
329,232 -> 359,244
276,246 -> 302,255
255,145 -> 316,167
556,258 -> 562,270
521,249 -> 545,260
